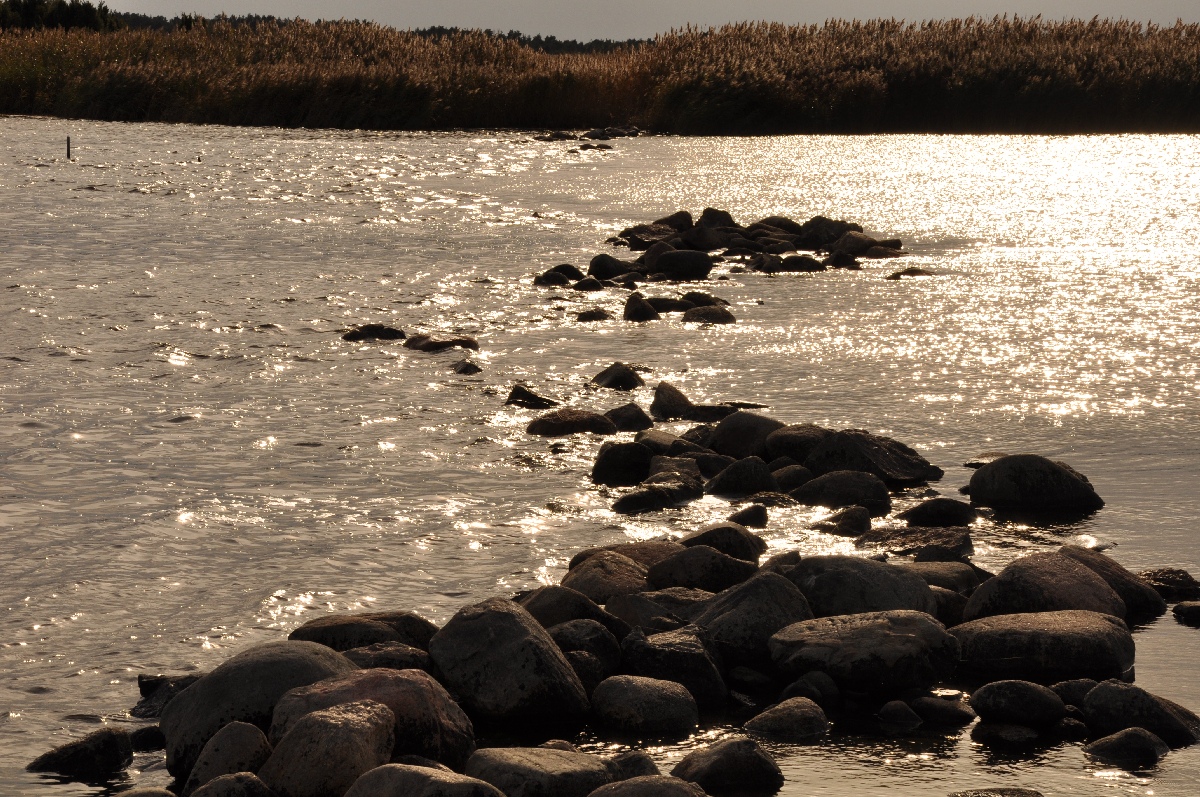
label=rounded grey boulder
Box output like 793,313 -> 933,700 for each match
592,675 -> 699,737
962,552 -> 1126,622
670,736 -> 783,796
743,697 -> 828,742
968,454 -> 1103,512
1083,727 -> 1170,769
1083,680 -> 1200,748
784,555 -> 937,617
969,680 -> 1066,727
790,470 -> 892,517
182,722 -> 272,797
691,571 -> 814,663
562,551 -> 650,604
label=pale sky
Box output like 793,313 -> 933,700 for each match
107,0 -> 1199,40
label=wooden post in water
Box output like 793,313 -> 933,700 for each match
67,136 -> 71,160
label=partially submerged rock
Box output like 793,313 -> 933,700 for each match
670,736 -> 783,796
968,454 -> 1104,512
802,429 -> 943,487
962,552 -> 1127,622
790,470 -> 892,516
1083,727 -> 1171,769
591,675 -> 699,737
1083,680 -> 1200,748
27,727 -> 133,781
343,763 -> 505,797
743,697 -> 828,742
528,409 -> 618,437
465,747 -> 612,797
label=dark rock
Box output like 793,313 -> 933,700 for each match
679,424 -> 717,448
791,470 -> 891,516
133,673 -> 203,719
680,522 -> 767,562
549,263 -> 586,280
590,254 -> 637,280
343,324 -> 405,342
604,751 -> 660,781
970,680 -> 1066,727
769,610 -> 958,695
772,464 -> 813,491
962,552 -> 1126,622
1051,678 -> 1099,708
465,747 -> 612,797
968,454 -> 1104,512
588,775 -> 704,797
592,442 -> 654,487
1174,601 -> 1200,625
951,610 -> 1135,683
855,526 -> 973,558
577,308 -> 614,322
743,697 -> 828,742
190,773 -> 276,797
1058,545 -> 1167,619
670,736 -> 783,796
649,455 -> 702,481
704,458 -> 778,497
878,699 -> 923,730
342,642 -> 431,673
910,696 -> 976,726
948,791 -> 1044,797
759,550 -> 802,575
648,545 -> 758,592
130,725 -> 166,752
621,627 -> 727,710
692,572 -> 814,663
1083,727 -> 1170,769
890,562 -> 981,595
506,385 -> 559,409
1054,717 -> 1091,740
452,358 -> 483,375
650,382 -> 696,420
897,498 -> 978,527
784,555 -> 936,617
885,267 -> 933,279
427,598 -> 589,725
823,251 -> 859,268
535,270 -> 571,286
811,505 -> 871,537
604,403 -> 654,432
653,251 -> 713,281
291,611 -> 437,651
567,651 -> 607,695
528,409 -> 618,437
1138,568 -> 1200,601
623,294 -> 661,322
963,452 -> 1009,469
612,478 -> 704,514
930,585 -> 968,627
517,585 -> 631,640
1083,680 -> 1200,748
182,722 -> 272,797
27,727 -> 133,780
682,306 -> 736,324
549,620 -> 622,673
573,276 -> 606,292
697,208 -> 737,228
803,430 -> 943,488
728,504 -> 768,528
592,675 -> 699,737
779,671 -> 840,710
637,587 -> 715,620
708,412 -> 786,460
562,552 -> 650,604
970,722 -> 1042,748
605,594 -> 685,633
777,254 -> 825,272
764,424 -> 834,463
681,291 -> 728,307
645,297 -> 696,313
592,363 -> 646,391
343,763 -> 505,797
404,334 -> 479,353
570,541 -> 688,571
830,230 -> 878,255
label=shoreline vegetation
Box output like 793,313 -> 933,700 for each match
2,6 -> 1200,134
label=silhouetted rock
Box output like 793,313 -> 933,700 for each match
592,362 -> 646,391
962,551 -> 1126,622
968,454 -> 1104,512
343,324 -> 405,342
648,545 -> 758,592
784,555 -> 936,617
621,627 -> 728,710
27,727 -> 133,781
897,498 -> 979,527
592,442 -> 654,487
592,676 -> 699,737
1083,680 -> 1200,748
743,697 -> 828,742
528,409 -> 618,437
669,736 -> 783,796
1084,727 -> 1170,769
970,681 -> 1066,727
507,385 -> 559,409
1057,545 -> 1167,619
803,430 -> 943,487
791,471 -> 891,516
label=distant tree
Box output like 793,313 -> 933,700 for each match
0,0 -> 122,31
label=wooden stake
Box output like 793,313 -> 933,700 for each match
67,136 -> 71,160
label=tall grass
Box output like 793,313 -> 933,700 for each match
1,17 -> 1198,133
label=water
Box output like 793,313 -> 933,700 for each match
2,116 -> 1199,796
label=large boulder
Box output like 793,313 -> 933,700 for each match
704,458 -> 779,497
612,478 -> 703,514
691,572 -> 814,663
257,700 -> 395,797
190,773 -> 276,797
549,620 -> 623,673
951,610 -> 1135,683
802,430 -> 944,487
670,736 -> 783,796
592,442 -> 655,487
344,763 -> 506,797
680,522 -> 766,563
962,552 -> 1126,622
427,598 -> 589,725
855,526 -> 973,559
561,551 -> 650,604
890,561 -> 981,596
1083,728 -> 1171,769
605,594 -> 686,634
969,681 -> 1066,727
769,610 -> 958,695
465,748 -> 612,797
742,697 -> 828,742
160,641 -> 358,779
290,612 -> 437,652
269,669 -> 475,770
707,412 -> 785,460
896,498 -> 979,527
967,454 -> 1104,512
647,546 -> 757,593
1083,680 -> 1200,748
592,363 -> 646,391
27,727 -> 133,781
342,642 -> 431,673
790,471 -> 891,516
586,775 -> 706,797
1057,545 -> 1167,619
811,506 -> 871,537
570,541 -> 687,571
783,555 -> 937,617
653,250 -> 713,281
764,424 -> 833,463
517,585 -> 631,639
621,627 -> 727,710
591,675 -> 699,737
182,722 -> 272,797
528,409 -> 618,437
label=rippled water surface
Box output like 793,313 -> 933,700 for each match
2,117 -> 1199,796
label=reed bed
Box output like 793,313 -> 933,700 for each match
2,17 -> 1199,133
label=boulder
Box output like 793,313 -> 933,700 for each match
764,424 -> 834,463
590,253 -> 637,279
1174,602 -> 1200,625
257,701 -> 395,797
27,727 -> 133,780
343,324 -> 405,342
790,471 -> 891,517
190,773 -> 276,797
670,736 -> 783,796
1057,545 -> 1167,619
549,620 -> 622,673
182,722 -> 272,797
680,522 -> 766,563
728,504 -> 768,528
811,506 -> 871,537
562,551 -> 650,604
704,458 -> 779,497
968,455 -> 1104,512
605,403 -> 654,432
691,572 -> 814,663
623,294 -> 661,322
654,251 -> 714,281
783,555 -> 937,617
890,562 -> 981,595
707,412 -> 786,460
133,673 -> 203,719
1138,567 -> 1200,601
951,610 -> 1135,683
404,335 -> 478,353
830,230 -> 878,255
269,669 -> 475,770
605,594 -> 686,633
620,627 -> 728,710
647,546 -> 758,593
506,385 -> 559,409
896,498 -> 979,527
592,675 -> 699,737
343,763 -> 505,797
1083,727 -> 1170,769
878,700 -> 923,730
290,612 -> 437,652
342,642 -> 431,673
566,650 -> 606,694
649,455 -> 702,481
586,775 -> 705,797
743,697 -> 828,742
910,696 -> 976,727
577,308 -> 614,322
962,552 -> 1126,622
638,587 -> 714,620
931,586 -> 968,627
772,464 -> 813,491
452,359 -> 483,375
465,748 -> 612,797
517,585 -> 631,639
1050,678 -> 1099,708
572,276 -> 606,292
682,306 -> 736,324
1083,680 -> 1200,747
649,382 -> 697,420
855,526 -> 973,559
570,541 -> 687,571
969,681 -> 1066,727
970,723 -> 1042,749
528,409 -> 618,437
131,725 -> 166,752
160,641 -> 358,779
769,610 -> 958,694
427,598 -> 589,725
779,671 -> 840,710
604,751 -> 661,781
802,430 -> 943,487
612,478 -> 703,514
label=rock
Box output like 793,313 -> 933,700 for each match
878,699 -> 923,730
1050,678 -> 1099,708
728,504 -> 767,527
803,430 -> 944,487
1138,567 -> 1200,601
506,385 -> 559,409
680,522 -> 767,562
769,610 -> 958,694
759,551 -> 801,575
27,727 -> 133,780
697,208 -> 737,228
133,673 -> 204,719
535,270 -> 571,286
577,308 -> 614,322
910,696 -> 976,726
549,620 -> 622,672
612,478 -> 704,514
1083,727 -> 1170,769
562,552 -> 650,604
949,791 -> 1044,797
648,546 -> 758,592
566,650 -> 607,694
590,253 -> 637,279
570,541 -> 688,571
573,276 -> 606,292
830,230 -> 878,255
743,697 -> 828,742
649,455 -> 702,481
890,562 -> 981,595
190,773 -> 276,797
465,748 -> 612,797
623,294 -> 661,322
670,736 -> 783,796
452,359 -> 483,375
269,669 -> 475,769
404,335 -> 479,353
764,424 -> 834,463
968,454 -> 1104,512
342,643 -> 431,673
654,251 -> 714,281
811,506 -> 872,537
605,403 -> 654,432
779,671 -> 840,710
1174,602 -> 1200,625
517,585 -> 631,639
704,458 -> 779,497
777,254 -> 825,272
682,306 -> 736,324
772,464 -> 813,491
681,291 -> 728,307
649,382 -> 699,420
343,763 -> 505,797
951,610 -> 1135,683
791,470 -> 891,516
970,681 -> 1066,727
605,594 -> 686,633
549,263 -> 586,280
620,627 -> 727,710
1057,545 -> 1167,619
131,725 -> 166,752
257,701 -> 395,797
970,722 -> 1042,748
427,598 -> 589,725
182,722 -> 272,796
855,526 -> 973,559
707,412 -> 786,460
636,587 -> 714,620
591,362 -> 645,391
691,572 -> 814,663
1083,680 -> 1200,747
587,775 -> 705,797
124,790 -> 178,797
930,585 -> 968,627
783,555 -> 936,617
528,409 -> 618,437
885,267 -> 933,278
343,324 -> 405,342
896,498 -> 978,527
962,552 -> 1126,622
160,641 -> 357,779
604,751 -> 661,781
592,675 -> 699,736
823,251 -> 859,268
287,617 -> 402,652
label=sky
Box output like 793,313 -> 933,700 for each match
107,0 -> 1200,40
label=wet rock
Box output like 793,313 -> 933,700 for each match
605,751 -> 661,781
648,382 -> 708,422
549,620 -> 622,673
592,675 -> 699,737
890,562 -> 981,595
343,763 -> 505,797
962,552 -> 1126,622
528,409 -> 618,437
291,612 -> 437,651
708,412 -> 786,460
830,230 -> 878,255
1083,680 -> 1200,747
779,671 -> 840,710
548,263 -> 586,280
771,464 -> 813,491
638,587 -> 715,620
257,700 -> 395,797
878,699 -> 923,731
27,727 -> 133,780
670,736 -> 783,796
949,789 -> 1044,797
124,789 -> 178,797
590,254 -> 638,280
605,594 -> 686,633
182,722 -> 272,797
703,457 -> 778,497
427,598 -> 589,725
692,572 -> 813,663
404,334 -> 479,353
535,270 -> 571,286
517,585 -> 631,639
160,641 -> 357,779
951,610 -> 1135,683
970,681 -> 1066,727
885,267 -> 933,279
1083,727 -> 1170,769
343,324 -> 405,342
682,291 -> 729,307
133,673 -> 203,719
680,424 -> 718,448
968,454 -> 1104,512
803,430 -> 943,488
342,642 -> 431,673
645,297 -> 695,313
682,306 -> 736,324
588,775 -> 705,797
190,773 -> 276,797
452,359 -> 483,375
769,610 -> 958,695
728,504 -> 768,528
930,585 -> 968,627
1055,717 -> 1092,740
649,455 -> 703,481
506,385 -> 559,409
1050,678 -> 1099,708
855,526 -> 973,558
1138,567 -> 1200,601
764,424 -> 833,463
759,551 -> 802,575
612,478 -> 704,514
562,551 -> 651,605
811,506 -> 871,537
970,722 -> 1042,748
791,470 -> 891,516
577,308 -> 614,322
648,545 -> 758,592
566,651 -> 607,695
131,725 -> 166,752
591,442 -> 654,487
743,697 -> 828,742
465,748 -> 612,797
570,541 -> 688,571
269,669 -> 474,769
1057,545 -> 1167,619
777,254 -> 825,272
621,627 -> 727,710
605,403 -> 654,432
784,555 -> 936,617
650,250 -> 713,281
680,522 -> 767,562
897,498 -> 979,527
1173,602 -> 1200,625
910,696 -> 976,727
592,363 -> 646,391
573,276 -> 606,292
623,294 -> 661,322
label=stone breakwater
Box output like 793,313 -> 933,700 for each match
22,208 -> 1200,797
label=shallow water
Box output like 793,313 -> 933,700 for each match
1,117 -> 1199,796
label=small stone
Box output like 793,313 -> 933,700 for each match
506,385 -> 560,409
1084,727 -> 1170,769
592,362 -> 646,391
27,728 -> 133,780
